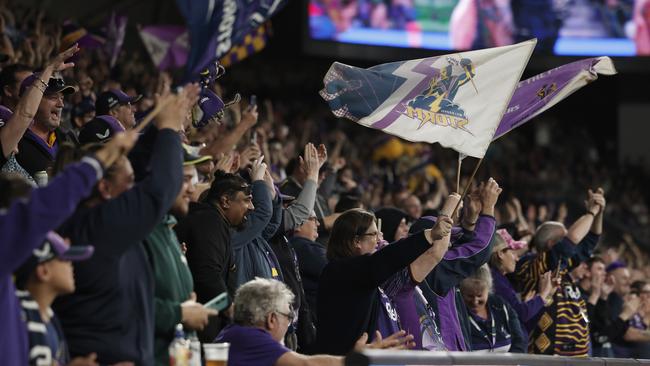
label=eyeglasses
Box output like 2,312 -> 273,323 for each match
275,309 -> 295,323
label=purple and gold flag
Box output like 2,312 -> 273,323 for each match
219,23 -> 270,67
494,57 -> 617,140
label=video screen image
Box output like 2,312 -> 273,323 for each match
308,0 -> 650,56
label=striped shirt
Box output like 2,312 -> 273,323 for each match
16,290 -> 69,366
513,232 -> 599,357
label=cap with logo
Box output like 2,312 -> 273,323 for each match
14,231 -> 94,287
78,115 -> 126,144
95,89 -> 142,115
0,105 -> 12,128
19,74 -> 78,96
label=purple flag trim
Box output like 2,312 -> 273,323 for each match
494,57 -> 608,140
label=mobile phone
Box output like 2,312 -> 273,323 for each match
250,94 -> 257,107
204,292 -> 229,311
251,130 -> 258,144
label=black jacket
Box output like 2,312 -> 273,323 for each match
290,236 -> 327,322
315,232 -> 432,355
53,129 -> 183,366
174,201 -> 237,342
16,128 -> 70,177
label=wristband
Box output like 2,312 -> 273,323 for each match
37,77 -> 48,88
586,211 -> 596,217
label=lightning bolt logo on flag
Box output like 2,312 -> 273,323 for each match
320,40 -> 536,158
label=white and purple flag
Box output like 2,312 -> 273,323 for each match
320,40 -> 536,158
138,26 -> 189,71
493,57 -> 617,140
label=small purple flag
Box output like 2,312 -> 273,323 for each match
138,25 -> 189,71
104,13 -> 127,69
493,57 -> 617,140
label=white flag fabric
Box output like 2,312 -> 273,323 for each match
320,39 -> 536,158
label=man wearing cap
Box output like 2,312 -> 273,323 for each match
15,231 -> 98,366
15,74 -> 77,177
95,89 -> 141,130
144,145 -> 217,366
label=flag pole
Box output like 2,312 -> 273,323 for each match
451,157 -> 484,219
134,98 -> 173,133
456,153 -> 462,194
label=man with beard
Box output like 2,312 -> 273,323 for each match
174,168 -> 255,342
145,145 -> 218,365
15,74 -> 77,177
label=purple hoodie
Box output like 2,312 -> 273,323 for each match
0,156 -> 102,365
411,215 -> 496,351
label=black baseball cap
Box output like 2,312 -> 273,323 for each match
20,74 -> 78,96
78,115 -> 126,144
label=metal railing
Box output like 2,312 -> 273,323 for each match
363,350 -> 650,365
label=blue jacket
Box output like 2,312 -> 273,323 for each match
0,157 -> 101,365
231,180 -> 283,287
53,129 -> 183,365
467,294 -> 527,353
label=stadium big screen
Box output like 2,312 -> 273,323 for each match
307,0 -> 650,56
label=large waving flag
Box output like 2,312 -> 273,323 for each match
320,40 -> 536,158
176,0 -> 287,78
493,57 -> 617,140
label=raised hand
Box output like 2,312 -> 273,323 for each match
215,151 -> 236,173
429,215 -> 454,242
317,143 -> 328,168
250,156 -> 267,182
155,83 -> 201,132
239,144 -> 261,168
47,43 -> 79,72
462,184 -> 482,228
241,104 -> 258,127
301,143 -> 320,181
480,178 -> 502,216
538,271 -> 556,303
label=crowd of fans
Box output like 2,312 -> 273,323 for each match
1,2 -> 650,366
